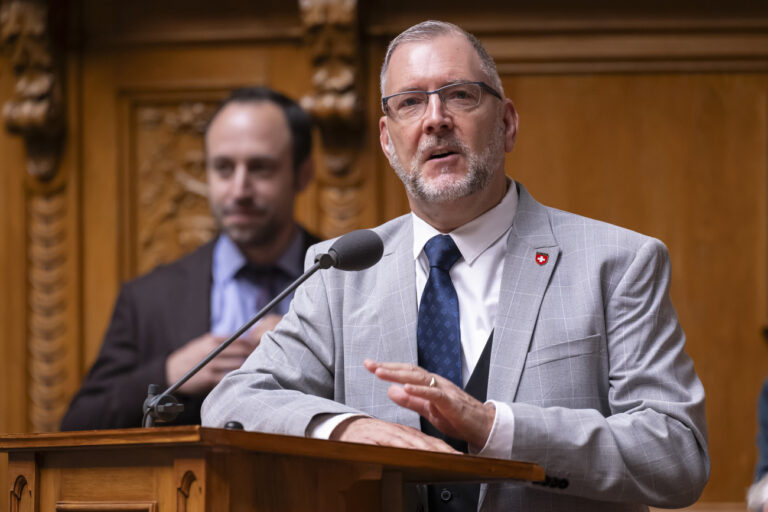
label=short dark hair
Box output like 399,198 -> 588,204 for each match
205,86 -> 313,171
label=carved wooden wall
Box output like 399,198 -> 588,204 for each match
125,96 -> 220,275
1,0 -> 767,507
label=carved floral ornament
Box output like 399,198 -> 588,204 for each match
299,0 -> 365,237
0,0 -> 64,182
299,0 -> 363,177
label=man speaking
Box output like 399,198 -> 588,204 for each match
202,21 -> 709,511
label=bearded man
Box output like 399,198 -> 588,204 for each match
62,87 -> 318,429
203,21 -> 709,512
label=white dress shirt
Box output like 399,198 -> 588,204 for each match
311,181 -> 519,459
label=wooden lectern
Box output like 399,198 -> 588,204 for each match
1,426 -> 544,511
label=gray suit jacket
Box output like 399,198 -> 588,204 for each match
202,184 -> 709,511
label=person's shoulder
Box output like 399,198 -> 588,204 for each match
124,239 -> 216,293
516,183 -> 661,256
545,205 -> 660,251
299,225 -> 323,249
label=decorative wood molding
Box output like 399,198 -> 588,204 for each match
27,190 -> 69,432
367,17 -> 768,74
125,97 -> 219,276
10,475 -> 27,512
650,503 -> 746,512
0,0 -> 64,181
56,502 -> 158,511
299,0 -> 365,237
176,470 -> 197,512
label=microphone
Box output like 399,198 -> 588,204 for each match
142,229 -> 384,427
315,228 -> 384,271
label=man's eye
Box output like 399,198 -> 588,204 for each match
445,87 -> 478,103
212,162 -> 234,176
396,95 -> 425,109
248,160 -> 276,175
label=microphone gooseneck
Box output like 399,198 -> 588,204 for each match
142,229 -> 384,427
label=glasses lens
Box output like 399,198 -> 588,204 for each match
388,92 -> 428,120
441,83 -> 482,110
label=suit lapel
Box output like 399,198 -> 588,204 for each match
373,219 -> 420,428
488,184 -> 560,404
376,219 -> 419,367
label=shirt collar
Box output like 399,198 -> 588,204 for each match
412,179 -> 518,265
212,228 -> 305,284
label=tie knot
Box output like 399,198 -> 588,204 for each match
237,264 -> 283,284
424,235 -> 461,271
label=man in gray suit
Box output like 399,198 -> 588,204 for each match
202,20 -> 709,511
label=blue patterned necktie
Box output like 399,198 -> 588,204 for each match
417,234 -> 463,387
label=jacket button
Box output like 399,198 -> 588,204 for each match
440,489 -> 452,502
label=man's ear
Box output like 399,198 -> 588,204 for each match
503,99 -> 519,152
295,158 -> 314,193
379,116 -> 392,162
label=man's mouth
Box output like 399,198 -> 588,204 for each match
223,207 -> 267,220
426,149 -> 459,161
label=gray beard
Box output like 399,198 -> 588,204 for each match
387,127 -> 504,203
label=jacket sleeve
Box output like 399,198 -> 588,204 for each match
60,283 -> 182,430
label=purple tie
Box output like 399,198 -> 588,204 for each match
417,235 -> 462,387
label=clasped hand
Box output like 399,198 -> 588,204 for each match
165,314 -> 282,394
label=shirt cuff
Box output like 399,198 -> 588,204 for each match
748,474 -> 768,511
306,412 -> 365,439
473,400 -> 514,459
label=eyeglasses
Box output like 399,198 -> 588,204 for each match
382,81 -> 502,122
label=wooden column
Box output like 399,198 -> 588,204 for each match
0,0 -> 79,433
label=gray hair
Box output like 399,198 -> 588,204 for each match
380,20 -> 504,98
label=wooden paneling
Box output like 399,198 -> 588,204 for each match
1,0 -> 767,507
0,57 -> 28,435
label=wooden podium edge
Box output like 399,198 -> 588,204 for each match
0,425 -> 546,483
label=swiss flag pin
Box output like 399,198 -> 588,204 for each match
535,252 -> 549,266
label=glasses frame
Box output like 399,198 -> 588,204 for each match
381,81 -> 503,120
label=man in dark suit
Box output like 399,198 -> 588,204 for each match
61,87 -> 319,430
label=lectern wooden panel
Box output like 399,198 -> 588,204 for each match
0,426 -> 544,512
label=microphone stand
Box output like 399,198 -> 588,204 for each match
142,254 -> 335,427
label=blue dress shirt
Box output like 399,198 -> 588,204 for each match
209,231 -> 304,337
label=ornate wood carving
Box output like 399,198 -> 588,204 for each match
27,190 -> 69,432
176,470 -> 197,512
0,0 -> 64,181
130,100 -> 218,275
1,0 -> 71,433
10,475 -> 27,512
299,0 -> 365,237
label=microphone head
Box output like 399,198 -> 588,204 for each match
325,229 -> 384,271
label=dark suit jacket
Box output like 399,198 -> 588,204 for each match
61,228 -> 320,430
757,378 -> 768,481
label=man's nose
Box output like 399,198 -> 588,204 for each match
422,93 -> 453,134
231,165 -> 252,197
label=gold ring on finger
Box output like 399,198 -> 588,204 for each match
428,376 -> 437,388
